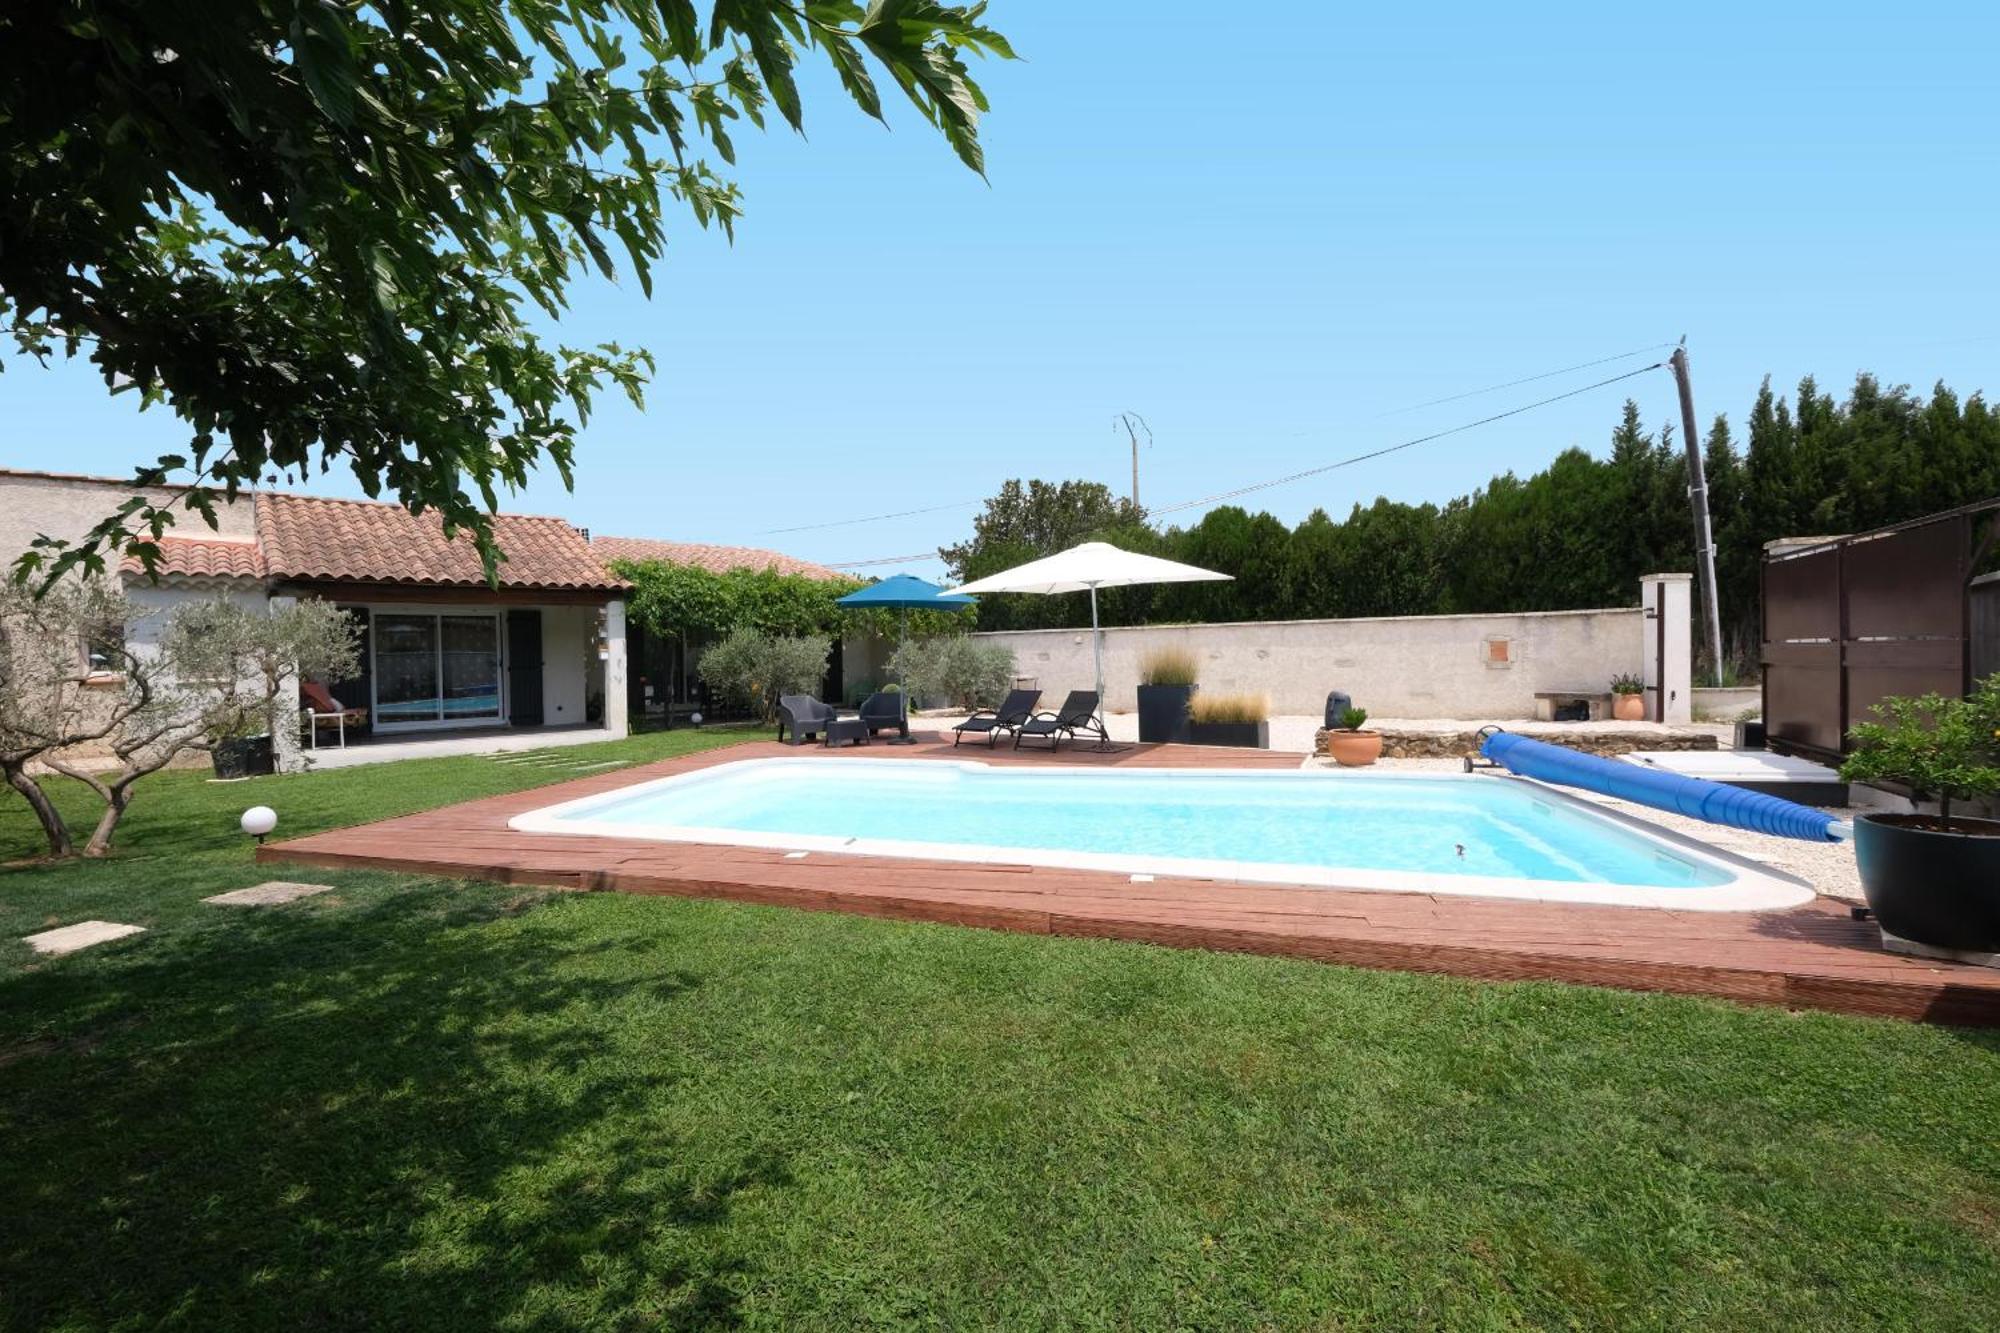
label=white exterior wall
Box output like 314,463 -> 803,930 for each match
538,604 -> 590,727
973,605 -> 1651,719
52,577 -> 276,767
602,599 -> 628,738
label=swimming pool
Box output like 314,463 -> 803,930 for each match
508,759 -> 1814,911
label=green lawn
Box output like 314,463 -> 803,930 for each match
2,731 -> 1997,1329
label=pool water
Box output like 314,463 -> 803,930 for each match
507,759 -> 1808,908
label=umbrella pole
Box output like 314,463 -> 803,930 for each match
891,606 -> 915,744
1090,584 -> 1103,706
1087,583 -> 1113,750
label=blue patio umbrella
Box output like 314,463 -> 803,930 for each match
836,575 -> 976,740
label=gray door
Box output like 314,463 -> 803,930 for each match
507,610 -> 544,727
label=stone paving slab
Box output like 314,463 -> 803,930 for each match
23,921 -> 146,955
204,881 -> 335,907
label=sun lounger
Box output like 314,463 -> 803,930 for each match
952,689 -> 1040,747
1013,690 -> 1107,751
300,680 -> 368,749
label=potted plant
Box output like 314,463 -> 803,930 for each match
1188,692 -> 1269,749
1840,679 -> 2000,956
1136,647 -> 1198,744
1610,672 -> 1646,721
1324,705 -> 1382,767
210,720 -> 276,779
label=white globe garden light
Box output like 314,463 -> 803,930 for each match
241,806 -> 278,843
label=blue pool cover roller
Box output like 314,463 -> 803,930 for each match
1479,731 -> 1843,843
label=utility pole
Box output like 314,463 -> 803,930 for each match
1668,340 -> 1726,683
1115,411 -> 1151,511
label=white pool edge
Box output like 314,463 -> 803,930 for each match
507,758 -> 1818,912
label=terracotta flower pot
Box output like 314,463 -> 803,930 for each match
1612,692 -> 1645,721
1326,729 -> 1382,767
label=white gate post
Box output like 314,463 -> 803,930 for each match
1640,574 -> 1693,725
603,598 -> 629,739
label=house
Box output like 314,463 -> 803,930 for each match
2,469 -> 632,767
1,467 -> 869,766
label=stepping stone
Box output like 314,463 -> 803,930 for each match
23,921 -> 145,956
204,881 -> 335,907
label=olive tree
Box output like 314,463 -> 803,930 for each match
888,635 -> 1012,709
3,1 -> 1015,587
0,586 -> 359,858
697,628 -> 830,723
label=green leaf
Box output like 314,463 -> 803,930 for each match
0,0 -> 1010,585
291,3 -> 359,127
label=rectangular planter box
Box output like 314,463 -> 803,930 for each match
1188,719 -> 1269,749
1136,684 -> 1194,744
212,735 -> 276,779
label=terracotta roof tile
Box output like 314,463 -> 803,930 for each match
592,535 -> 848,582
120,536 -> 267,581
256,493 -> 627,591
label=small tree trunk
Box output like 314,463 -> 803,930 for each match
5,765 -> 75,859
83,786 -> 132,859
1941,794 -> 1953,833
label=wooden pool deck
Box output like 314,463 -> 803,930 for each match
258,735 -> 2000,1026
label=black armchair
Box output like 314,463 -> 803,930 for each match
858,691 -> 909,741
776,693 -> 838,745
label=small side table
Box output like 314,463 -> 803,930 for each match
823,715 -> 870,748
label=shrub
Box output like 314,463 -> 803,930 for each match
888,636 -> 1014,710
1138,646 -> 1199,688
697,628 -> 830,724
1610,672 -> 1645,695
1336,706 -> 1369,731
1191,691 -> 1268,725
1840,677 -> 2000,830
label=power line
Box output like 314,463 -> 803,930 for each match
757,342 -> 1673,540
1149,361 -> 1666,517
758,499 -> 981,536
818,364 -> 1666,565
1377,341 -> 1676,416
799,345 -> 1675,565
827,550 -> 945,569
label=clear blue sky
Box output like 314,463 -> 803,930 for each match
5,3 -> 1997,577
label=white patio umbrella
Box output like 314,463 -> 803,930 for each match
942,542 -> 1231,722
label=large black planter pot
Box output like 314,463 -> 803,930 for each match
211,735 -> 275,780
1136,684 -> 1194,744
1854,813 -> 2000,953
1188,720 -> 1269,749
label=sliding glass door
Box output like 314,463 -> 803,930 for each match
373,612 -> 503,727
440,615 -> 502,720
375,615 -> 441,725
